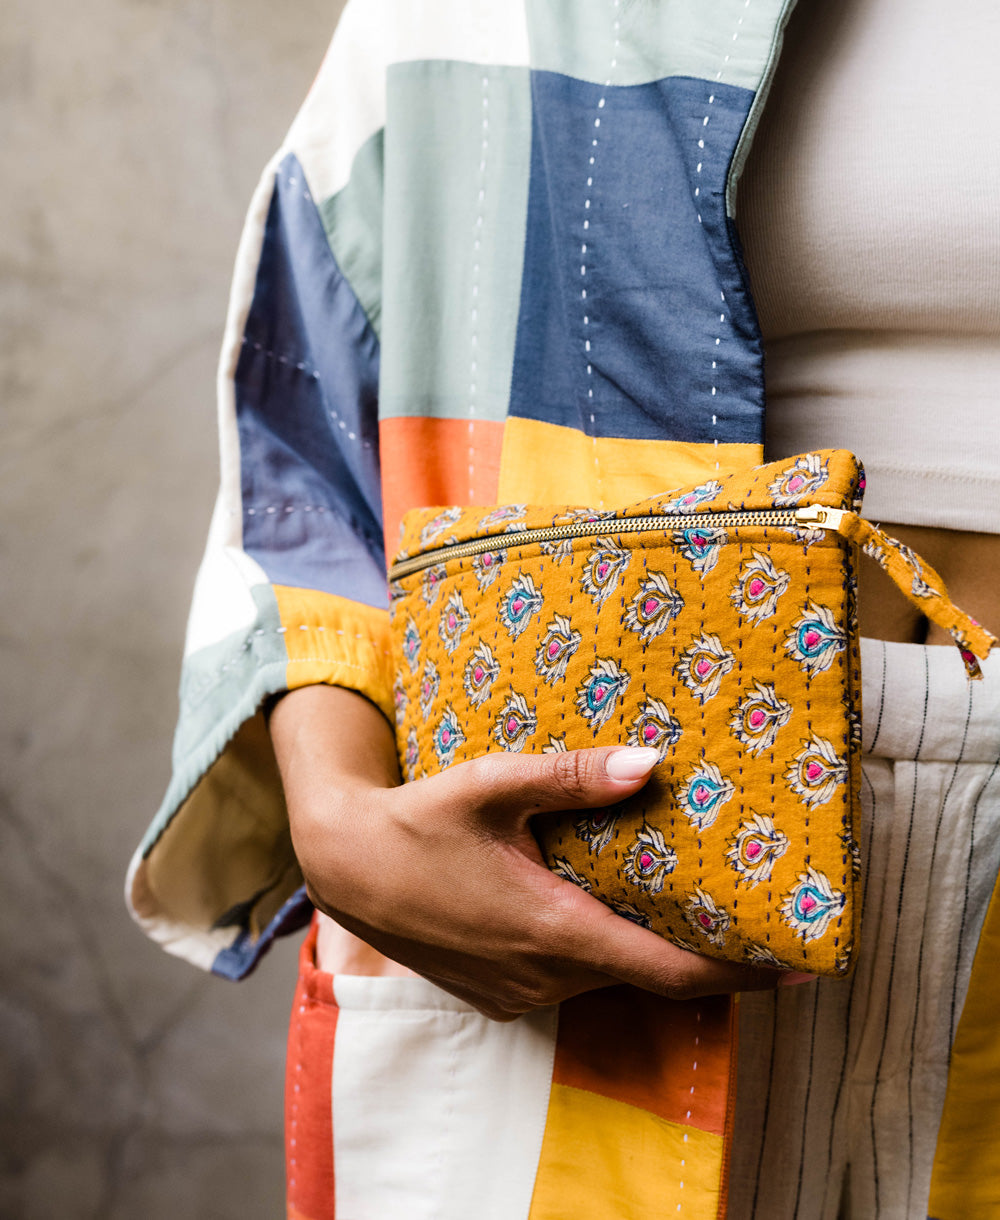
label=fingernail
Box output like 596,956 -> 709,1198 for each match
606,747 -> 660,781
779,971 -> 817,987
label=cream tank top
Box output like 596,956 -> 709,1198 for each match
737,0 -> 1000,532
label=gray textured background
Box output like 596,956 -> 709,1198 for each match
2,0 -> 345,1214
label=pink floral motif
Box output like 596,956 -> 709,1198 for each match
403,728 -> 420,782
402,615 -> 421,672
499,572 -> 544,639
623,571 -> 684,643
784,602 -> 847,676
675,633 -> 735,704
785,735 -> 848,809
626,698 -> 682,759
438,590 -> 471,655
744,943 -> 786,969
730,550 -> 790,623
623,826 -> 677,895
392,679 -> 408,727
549,855 -> 592,892
478,504 -> 526,529
672,526 -> 727,576
492,690 -> 537,752
421,563 -> 448,606
677,762 -> 735,831
726,812 -> 789,888
462,640 -> 500,708
608,899 -> 652,929
729,680 -> 793,755
418,659 -> 440,720
767,453 -> 829,505
419,507 -> 462,546
580,539 -> 631,608
535,613 -> 582,686
683,887 -> 730,947
472,546 -> 507,589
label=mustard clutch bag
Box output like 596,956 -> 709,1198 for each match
388,451 -> 994,977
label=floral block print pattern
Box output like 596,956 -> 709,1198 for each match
390,450 -> 993,975
624,572 -> 685,643
623,826 -> 678,895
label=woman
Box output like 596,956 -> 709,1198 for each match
128,0 -> 1000,1215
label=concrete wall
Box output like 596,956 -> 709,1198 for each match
2,1 -> 345,1214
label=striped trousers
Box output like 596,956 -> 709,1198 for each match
730,639 -> 1000,1219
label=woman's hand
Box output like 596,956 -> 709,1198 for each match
271,684 -> 804,1020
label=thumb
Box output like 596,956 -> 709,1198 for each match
438,745 -> 661,831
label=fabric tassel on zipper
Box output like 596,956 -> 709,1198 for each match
824,511 -> 996,679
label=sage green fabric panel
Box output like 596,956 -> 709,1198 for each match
380,60 -> 531,422
140,583 -> 289,856
319,128 -> 385,337
525,0 -> 793,92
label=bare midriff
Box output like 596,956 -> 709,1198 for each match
859,525 -> 1000,645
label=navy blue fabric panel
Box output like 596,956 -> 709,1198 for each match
236,153 -> 386,606
509,72 -> 763,445
211,886 -> 312,981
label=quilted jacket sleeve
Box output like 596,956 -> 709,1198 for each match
126,1 -> 392,978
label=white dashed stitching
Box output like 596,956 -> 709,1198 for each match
468,73 -> 489,501
241,336 -> 372,450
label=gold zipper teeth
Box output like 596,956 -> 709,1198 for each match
388,508 -> 809,581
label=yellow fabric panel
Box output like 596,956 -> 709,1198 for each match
927,870 -> 1000,1219
497,416 -> 761,508
273,585 -> 394,721
527,1083 -> 724,1220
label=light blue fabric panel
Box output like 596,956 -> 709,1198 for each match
320,129 -> 384,338
140,584 -> 289,856
525,0 -> 794,91
379,61 -> 532,422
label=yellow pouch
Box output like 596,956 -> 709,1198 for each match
388,451 -> 994,977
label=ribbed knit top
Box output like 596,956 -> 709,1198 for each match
738,0 -> 1000,532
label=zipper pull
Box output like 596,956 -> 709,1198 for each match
794,505 -> 848,530
807,509 -> 996,679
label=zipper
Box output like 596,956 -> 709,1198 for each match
389,503 -> 847,581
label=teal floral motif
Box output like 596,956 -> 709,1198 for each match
574,657 -> 631,732
779,868 -> 845,943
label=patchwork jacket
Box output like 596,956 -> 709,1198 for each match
126,3 -> 998,1216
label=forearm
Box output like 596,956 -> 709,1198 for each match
270,684 -> 399,802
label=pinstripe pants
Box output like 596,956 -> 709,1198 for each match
729,640 -> 1000,1219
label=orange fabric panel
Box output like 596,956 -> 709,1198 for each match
285,921 -> 338,1220
380,416 -> 504,551
553,988 -> 735,1138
